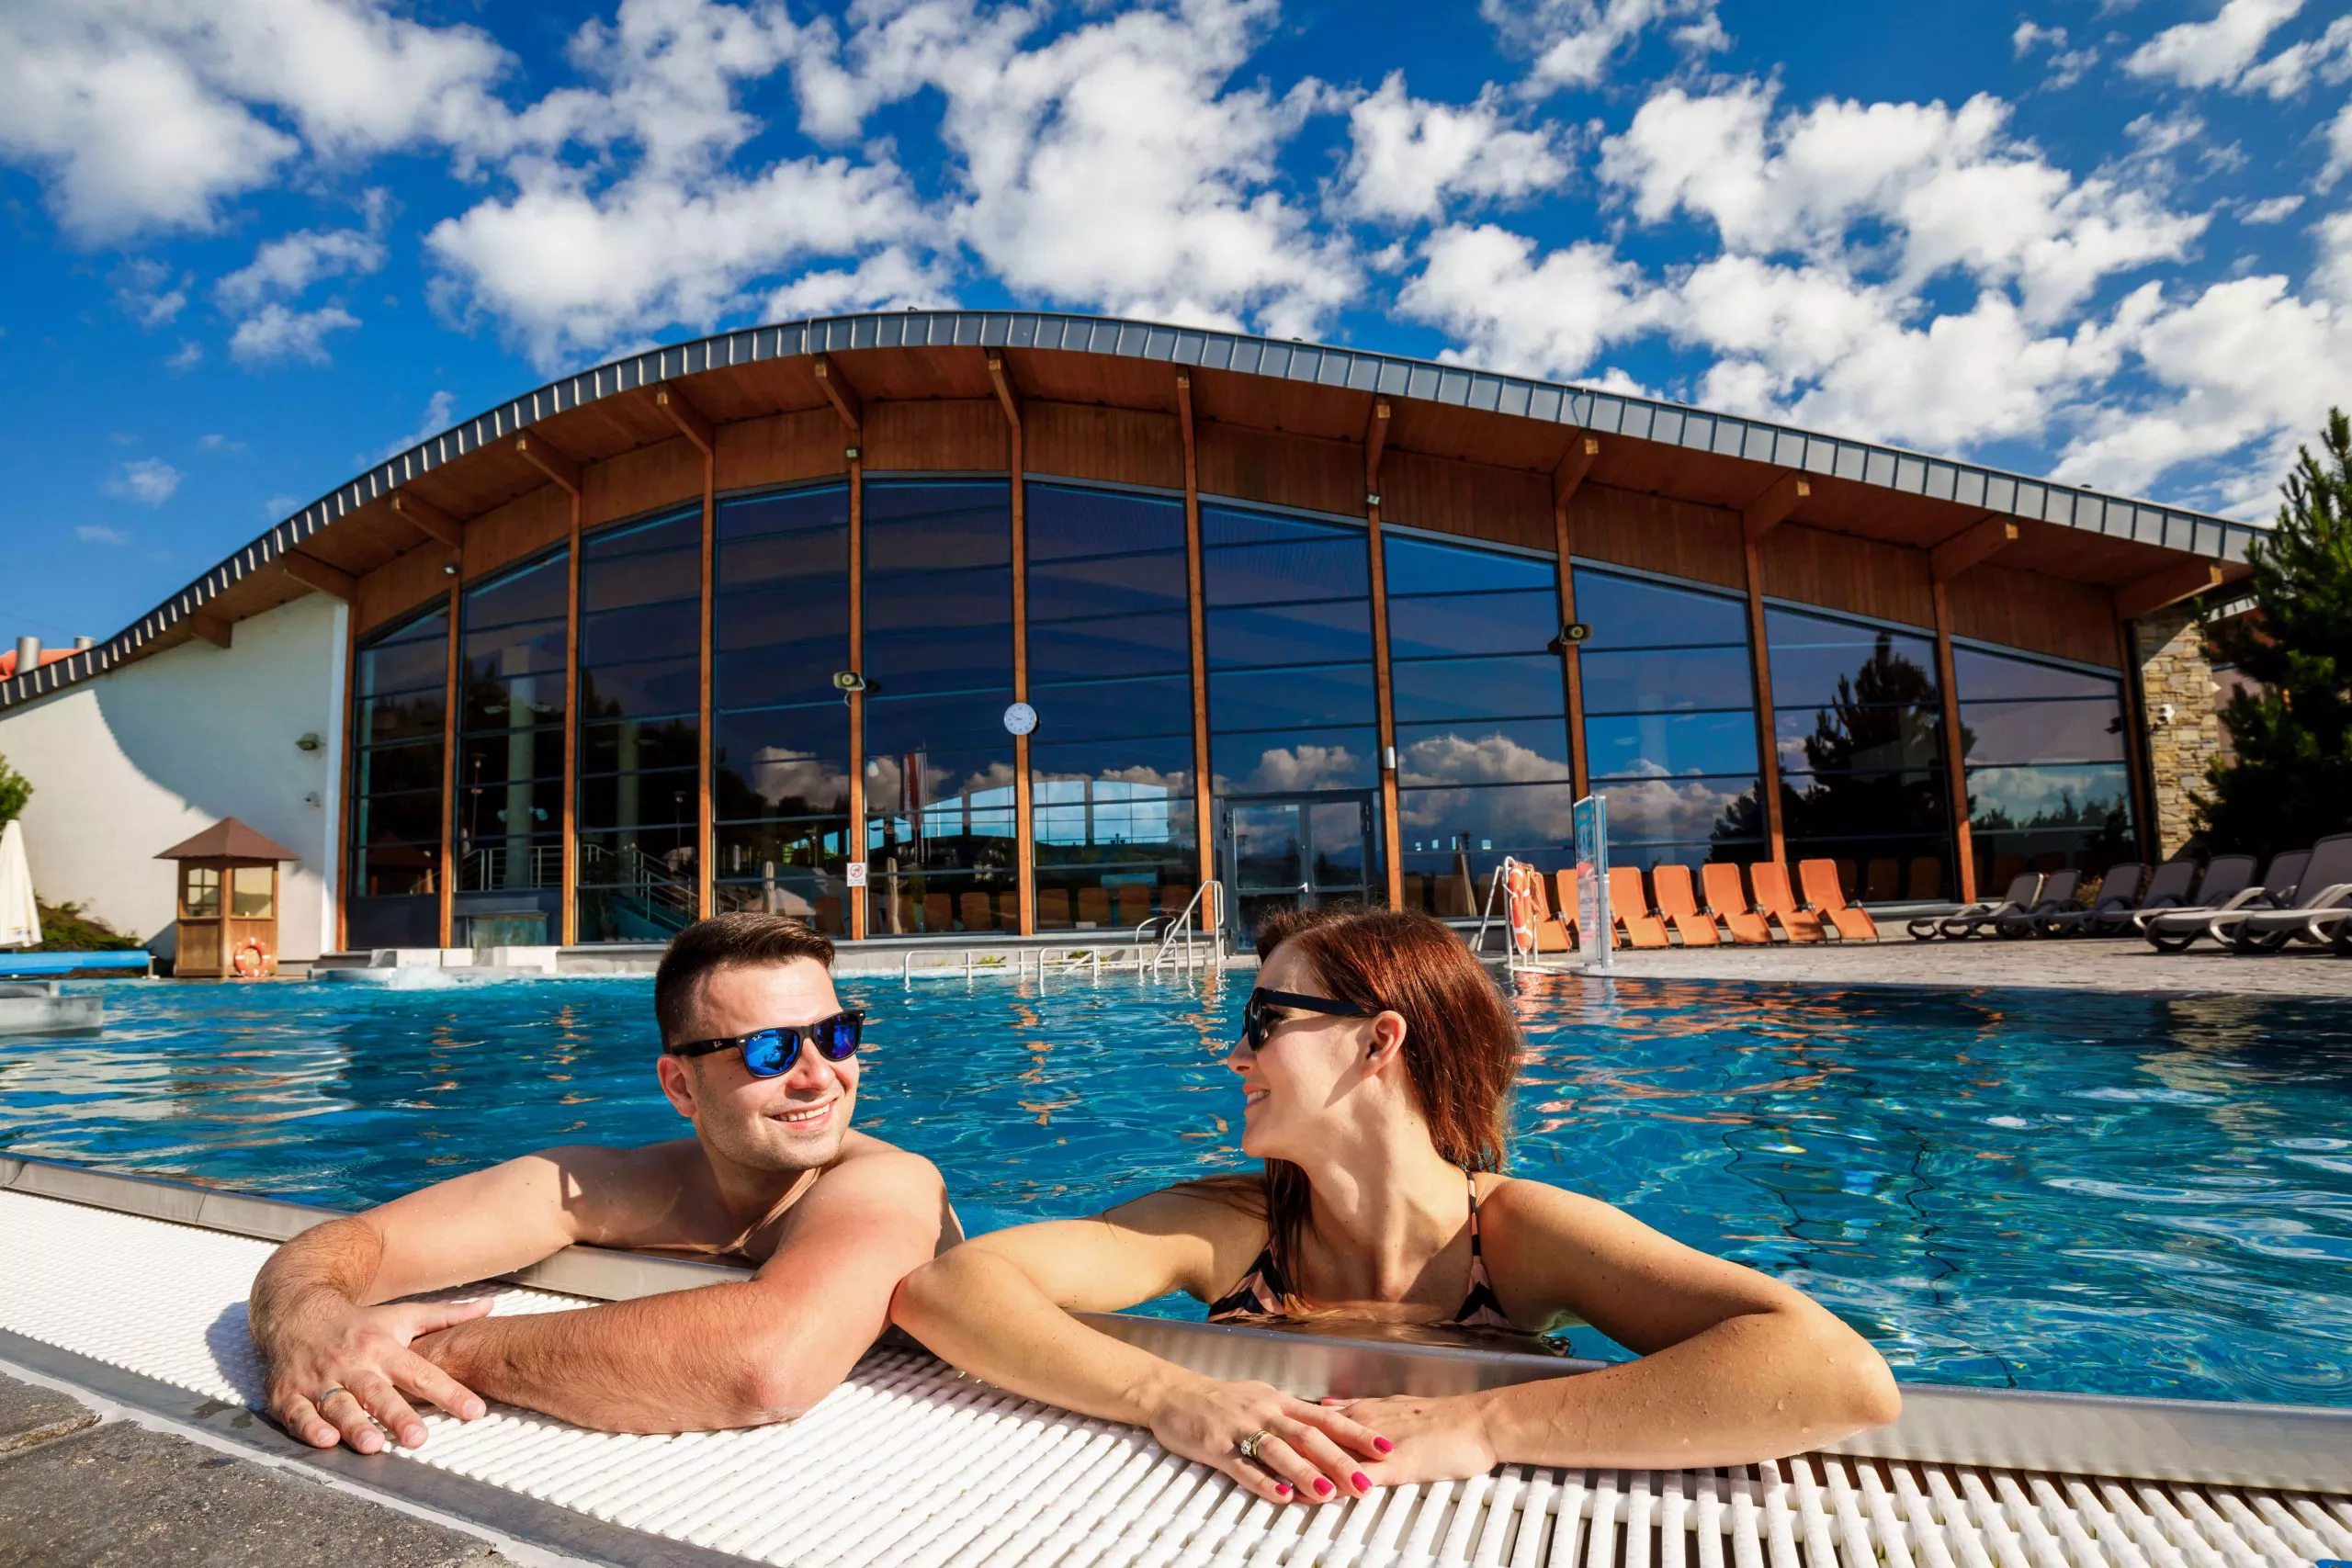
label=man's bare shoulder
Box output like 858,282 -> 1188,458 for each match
500,1138 -> 713,1248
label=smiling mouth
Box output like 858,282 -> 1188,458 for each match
771,1102 -> 834,1127
1242,1089 -> 1269,1108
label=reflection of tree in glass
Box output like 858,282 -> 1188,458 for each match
1781,636 -> 1950,841
1972,787 -> 2132,863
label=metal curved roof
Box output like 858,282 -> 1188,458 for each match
4,308 -> 2264,710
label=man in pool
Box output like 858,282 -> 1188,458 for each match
247,912 -> 954,1453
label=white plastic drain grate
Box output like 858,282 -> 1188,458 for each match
1,1190 -> 2346,1568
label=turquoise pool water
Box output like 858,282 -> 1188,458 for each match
4,973 -> 2348,1407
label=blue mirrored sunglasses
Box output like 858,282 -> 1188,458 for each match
664,1010 -> 865,1076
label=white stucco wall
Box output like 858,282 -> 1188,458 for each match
0,593 -> 346,960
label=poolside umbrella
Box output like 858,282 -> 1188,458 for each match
0,819 -> 39,949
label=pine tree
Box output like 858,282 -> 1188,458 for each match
2196,409 -> 2352,857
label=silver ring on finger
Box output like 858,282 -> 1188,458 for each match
315,1386 -> 347,1404
1237,1428 -> 1274,1461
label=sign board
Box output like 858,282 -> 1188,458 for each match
844,862 -> 868,888
1572,794 -> 1611,969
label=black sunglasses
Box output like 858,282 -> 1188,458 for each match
1241,987 -> 1378,1053
665,1010 -> 865,1076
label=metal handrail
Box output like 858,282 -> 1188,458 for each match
1148,880 -> 1226,976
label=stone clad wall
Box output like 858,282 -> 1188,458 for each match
2132,604 -> 2222,857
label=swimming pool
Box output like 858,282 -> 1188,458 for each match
3,972 -> 2347,1408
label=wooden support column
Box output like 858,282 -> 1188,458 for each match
1929,578 -> 1977,904
650,383 -> 718,920
1553,435 -> 1599,798
187,614 -> 233,649
1927,516 -> 2013,905
989,353 -> 1036,936
279,550 -> 356,601
1740,471 -> 1808,865
1363,400 -> 1403,908
816,358 -> 869,942
515,432 -> 585,947
390,491 -> 464,550
439,588 -> 460,948
1177,374 -> 1214,901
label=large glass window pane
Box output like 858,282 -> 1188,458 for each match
712,483 -> 852,935
1030,554 -> 1190,619
1205,601 -> 1373,669
1604,775 -> 1763,847
1207,665 -> 1377,730
571,512 -> 700,942
1396,720 -> 1573,784
1952,647 -> 2120,702
1030,675 -> 1193,742
1956,647 -> 2132,877
1387,591 -> 1559,660
1765,609 -> 1938,709
1574,569 -> 1749,649
349,604 -> 447,949
1385,536 -> 1555,595
1588,711 -> 1760,780
1391,654 -> 1564,724
1962,700 -> 2128,766
1029,484 -> 1186,558
1204,539 -> 1370,604
1211,728 -> 1380,794
1580,648 -> 1756,714
1030,612 -> 1192,682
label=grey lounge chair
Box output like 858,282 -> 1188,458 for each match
2210,833 -> 2352,952
1994,869 -> 2085,938
2056,856 -> 2198,937
1912,872 -> 2041,940
2144,850 -> 2308,952
2131,854 -> 2255,935
2038,863 -> 2146,936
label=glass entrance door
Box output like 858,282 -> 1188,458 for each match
1224,794 -> 1375,945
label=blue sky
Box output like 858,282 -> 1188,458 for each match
3,0 -> 2347,648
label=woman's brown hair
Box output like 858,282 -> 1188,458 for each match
1252,903 -> 1523,1291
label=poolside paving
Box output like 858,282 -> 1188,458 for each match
0,1370 -> 513,1568
1555,933 -> 2352,998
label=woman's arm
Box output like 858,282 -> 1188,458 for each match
892,1188 -> 1391,1506
1329,1181 -> 1901,1480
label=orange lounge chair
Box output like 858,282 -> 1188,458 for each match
1553,868 -> 1591,947
1748,862 -> 1826,942
958,891 -> 995,931
1648,863 -> 1721,945
1701,863 -> 1771,944
1799,858 -> 1879,942
1606,865 -> 1670,948
1529,873 -> 1573,953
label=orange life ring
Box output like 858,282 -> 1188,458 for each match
1503,862 -> 1539,954
232,939 -> 268,979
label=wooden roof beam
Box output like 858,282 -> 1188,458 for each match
986,352 -> 1021,431
390,491 -> 464,549
513,433 -> 581,495
2116,559 -> 2224,621
1364,400 -> 1390,497
1743,469 -> 1812,543
187,612 -> 232,649
1553,434 -> 1600,513
649,382 -> 714,455
812,355 -> 862,438
279,550 -> 356,601
1930,516 -> 2018,582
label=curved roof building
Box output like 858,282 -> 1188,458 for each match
0,310 -> 2248,961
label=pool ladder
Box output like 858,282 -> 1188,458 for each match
1140,880 -> 1227,977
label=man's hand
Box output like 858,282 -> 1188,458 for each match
260,1297 -> 492,1452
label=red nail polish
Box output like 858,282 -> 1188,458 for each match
1352,1472 -> 1371,1491
1373,1437 -> 1394,1453
1313,1478 -> 1334,1496
1275,1483 -> 1293,1497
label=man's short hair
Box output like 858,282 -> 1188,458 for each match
654,913 -> 836,1046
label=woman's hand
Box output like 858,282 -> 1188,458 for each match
1318,1393 -> 1498,1484
1142,1372 -> 1395,1505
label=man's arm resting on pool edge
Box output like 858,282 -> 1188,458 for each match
411,1146 -> 948,1435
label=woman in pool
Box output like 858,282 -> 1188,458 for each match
892,905 -> 1900,1504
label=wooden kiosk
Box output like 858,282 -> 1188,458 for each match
157,818 -> 297,978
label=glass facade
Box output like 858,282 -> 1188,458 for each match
1386,532 -> 1574,919
1027,483 -> 1196,932
575,508 -> 702,943
862,479 -> 1017,935
1954,645 -> 2133,883
347,604 -> 447,948
452,547 -> 567,946
712,483 -> 852,935
1575,566 -> 1763,872
1768,606 -> 1951,901
1202,502 -> 1382,935
349,468 -> 2152,943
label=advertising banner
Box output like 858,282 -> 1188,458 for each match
1572,795 -> 1611,969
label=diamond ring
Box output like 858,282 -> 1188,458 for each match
1237,1428 -> 1273,1461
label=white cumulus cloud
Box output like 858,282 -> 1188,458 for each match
1336,73 -> 1569,224
230,302 -> 361,366
104,457 -> 183,506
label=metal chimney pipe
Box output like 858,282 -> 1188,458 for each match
13,636 -> 38,673
73,636 -> 94,650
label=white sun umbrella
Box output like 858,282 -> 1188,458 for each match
0,818 -> 39,949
